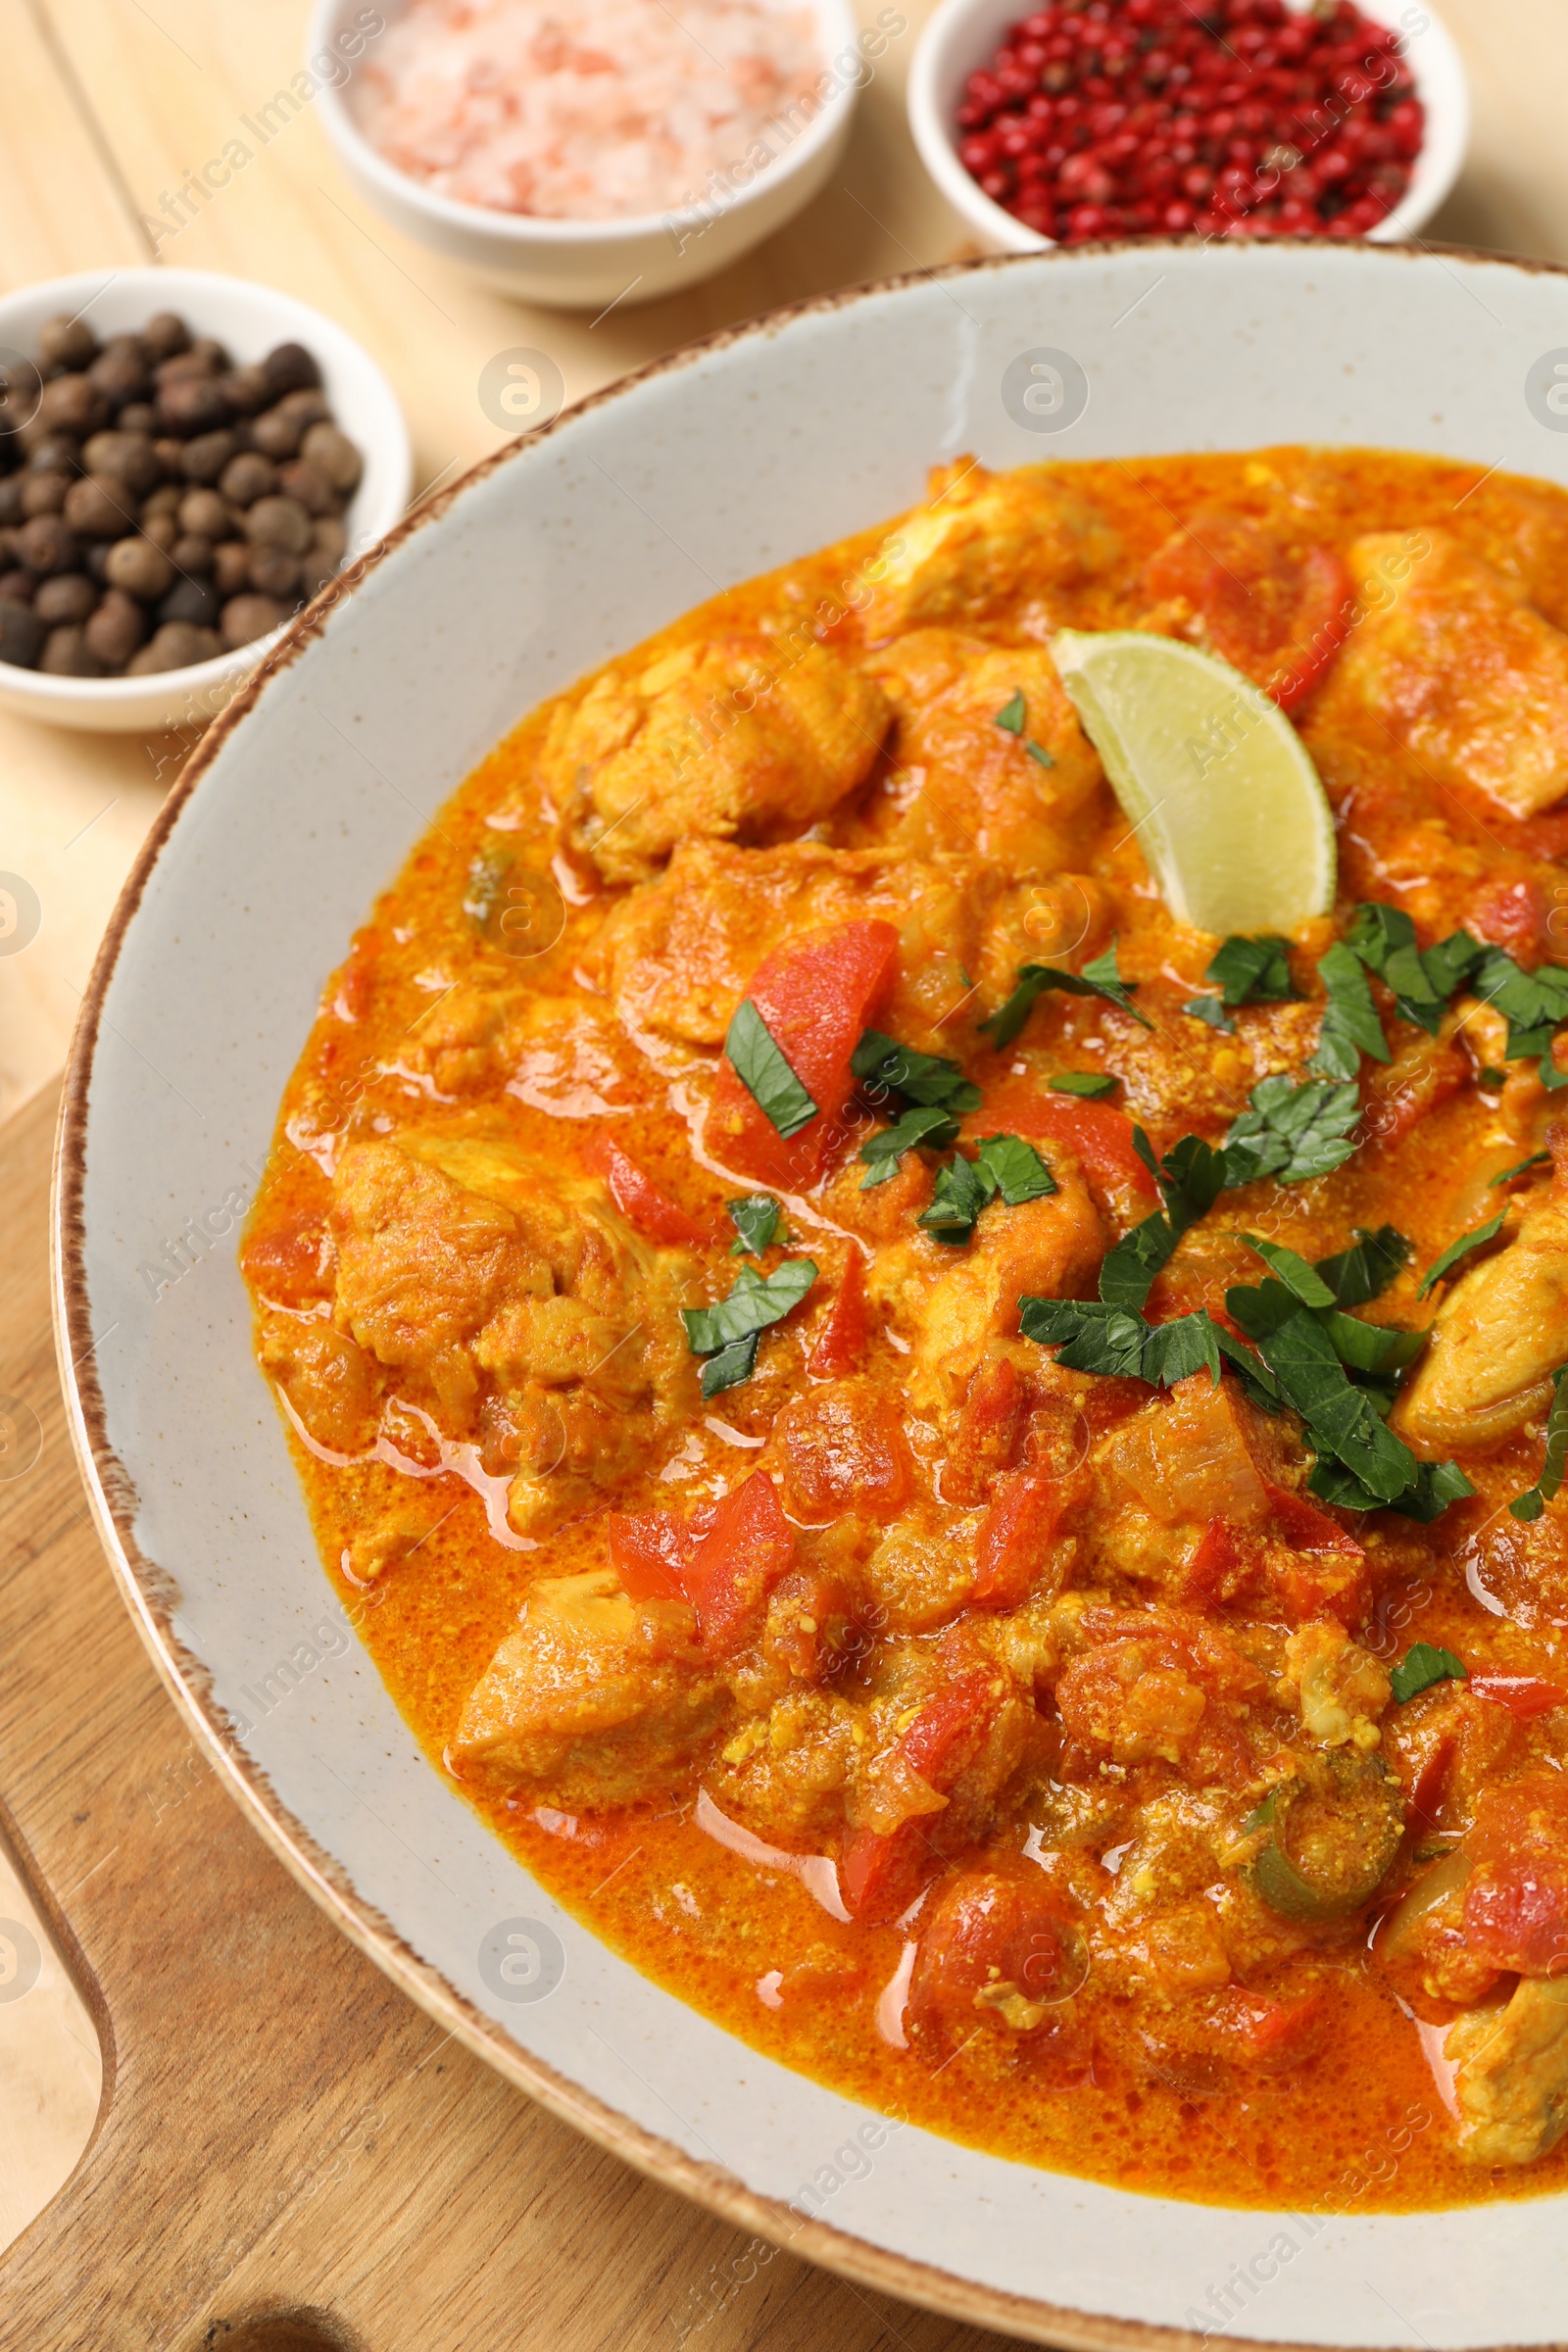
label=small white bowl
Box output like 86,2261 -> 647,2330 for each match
908,0 -> 1469,256
310,0 -> 864,309
0,268 -> 412,736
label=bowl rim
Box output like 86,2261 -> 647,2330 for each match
309,0 -> 865,247
906,0 -> 1471,257
0,264 -> 413,716
52,237 -> 1568,2351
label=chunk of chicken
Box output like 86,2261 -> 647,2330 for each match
1321,530 -> 1568,818
860,461 -> 1118,638
874,1169 -> 1104,1419
1277,1622 -> 1391,1752
256,1311 -> 378,1453
858,633 -> 1103,874
1393,1175 -> 1568,1452
1446,1976 -> 1568,2166
452,1568 -> 726,1804
328,1129 -> 697,1528
544,630 -> 890,884
597,837 -> 1004,1054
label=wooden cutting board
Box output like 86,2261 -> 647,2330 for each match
0,1077 -> 1012,2352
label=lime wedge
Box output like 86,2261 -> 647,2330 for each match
1050,629 -> 1336,936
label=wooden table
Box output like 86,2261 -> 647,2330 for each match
0,0 -> 1567,2333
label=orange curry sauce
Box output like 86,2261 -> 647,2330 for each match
243,448 -> 1568,2210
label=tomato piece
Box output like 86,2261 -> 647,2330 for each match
1203,1986 -> 1325,2070
329,924 -> 383,1023
682,1470 -> 797,1654
944,1354 -> 1027,1507
1142,515 -> 1353,712
1463,874 -> 1550,966
909,1870 -> 1081,2034
1463,1774 -> 1568,1974
241,1215 -> 328,1307
973,1084 -> 1159,1211
899,1669 -> 999,1786
775,1378 -> 911,1521
708,918 -> 899,1188
808,1249 -> 869,1377
1469,1676 -> 1567,1721
1262,1483 -> 1363,1555
972,1467 -> 1074,1611
841,1822 -> 929,1926
1181,1517 -> 1244,1610
588,1135 -> 711,1249
841,1670 -> 1001,1924
605,1506 -> 699,1603
607,1473 -> 792,1651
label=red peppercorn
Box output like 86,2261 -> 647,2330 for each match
951,0 -> 1422,238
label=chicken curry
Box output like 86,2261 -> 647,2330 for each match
244,445 -> 1568,2209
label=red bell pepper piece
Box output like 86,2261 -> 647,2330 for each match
972,1083 -> 1159,1210
589,1135 -> 712,1249
708,918 -> 899,1188
808,1249 -> 869,1377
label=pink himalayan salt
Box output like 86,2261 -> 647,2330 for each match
351,0 -> 825,220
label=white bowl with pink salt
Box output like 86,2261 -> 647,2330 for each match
312,0 -> 874,307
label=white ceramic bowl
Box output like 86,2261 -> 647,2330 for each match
56,242 -> 1568,2347
908,0 -> 1469,255
309,0 -> 863,308
0,268 -> 412,735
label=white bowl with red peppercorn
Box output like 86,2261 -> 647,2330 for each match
908,0 -> 1467,253
0,268 -> 412,734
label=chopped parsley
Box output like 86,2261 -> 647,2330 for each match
1342,904 -> 1481,1035
1051,1070 -> 1118,1099
1188,933 -> 1298,1027
1391,1643 -> 1468,1704
1415,1210 -> 1506,1300
993,689 -> 1056,767
1471,947 -> 1568,1090
726,1194 -> 782,1256
1492,1150 -> 1551,1188
723,1001 -> 816,1138
1020,1295 -> 1279,1405
1335,902 -> 1568,1088
1217,1237 -> 1467,1519
1095,1128 -> 1235,1314
916,1133 -> 1056,1243
975,1132 -> 1057,1204
682,1257 -> 818,1396
1509,1363 -> 1568,1522
1224,1074 -> 1361,1187
701,1334 -> 761,1397
851,1030 -> 982,1189
918,1151 -> 992,1243
851,1031 -> 982,1113
1184,997 -> 1237,1033
1313,1224 -> 1410,1309
980,938 -> 1152,1050
858,1102 -> 960,1189
1308,941 -> 1392,1081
